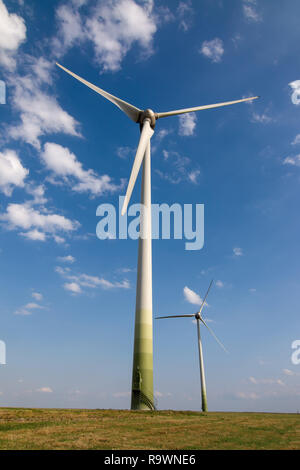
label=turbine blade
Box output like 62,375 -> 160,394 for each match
156,315 -> 195,319
198,279 -> 214,315
200,318 -> 228,353
121,120 -> 154,215
156,96 -> 259,119
56,63 -> 141,123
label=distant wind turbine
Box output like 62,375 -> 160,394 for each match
156,280 -> 228,412
56,62 -> 256,410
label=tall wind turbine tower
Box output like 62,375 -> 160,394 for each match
56,62 -> 258,410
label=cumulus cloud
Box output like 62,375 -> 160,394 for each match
177,0 -> 194,32
20,229 -> 46,241
0,200 -> 80,243
57,254 -> 76,263
215,280 -> 224,288
8,76 -> 81,149
0,0 -> 27,70
179,113 -> 197,136
242,0 -> 262,23
56,266 -> 130,294
200,38 -> 224,63
183,286 -> 202,306
249,376 -> 285,386
53,1 -> 85,54
291,134 -> 300,145
86,0 -> 157,72
14,302 -> 45,316
54,0 -> 158,72
36,387 -> 53,393
188,169 -> 201,184
233,247 -> 243,256
116,146 -> 132,159
32,292 -> 43,301
41,142 -> 122,196
156,150 -> 200,185
0,149 -> 29,196
251,111 -> 273,124
282,369 -> 299,376
64,282 -> 82,294
283,155 -> 300,167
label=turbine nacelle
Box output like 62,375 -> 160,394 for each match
138,108 -> 157,129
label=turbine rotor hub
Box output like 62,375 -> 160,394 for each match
139,108 -> 157,129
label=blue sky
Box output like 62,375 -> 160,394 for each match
0,0 -> 300,412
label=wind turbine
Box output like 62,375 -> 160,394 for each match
156,280 -> 227,412
56,62 -> 257,410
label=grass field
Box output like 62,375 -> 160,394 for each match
0,408 -> 299,450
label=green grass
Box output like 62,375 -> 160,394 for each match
0,408 -> 299,450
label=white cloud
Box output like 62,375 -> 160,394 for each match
283,155 -> 300,167
183,286 -> 202,306
236,391 -> 259,400
0,0 -> 26,70
0,201 -> 80,243
292,134 -> 300,145
177,0 -> 194,32
36,387 -> 53,393
242,0 -> 262,23
41,143 -> 122,196
249,376 -> 285,386
25,184 -> 47,205
54,235 -> 66,244
29,57 -> 54,85
20,229 -> 46,241
179,113 -> 197,136
0,149 -> 29,196
215,280 -> 224,288
85,0 -> 157,72
283,369 -> 299,376
157,150 -> 199,185
9,77 -> 81,149
188,169 -> 200,184
64,282 -> 82,294
233,247 -> 243,256
53,2 -> 85,55
251,112 -> 273,124
200,38 -> 224,63
14,302 -> 44,316
54,0 -> 158,73
32,292 -> 43,301
56,266 -> 130,294
57,255 -> 76,263
116,146 -> 132,159
155,128 -> 171,141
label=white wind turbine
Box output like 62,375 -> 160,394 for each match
56,62 -> 257,410
156,280 -> 227,412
